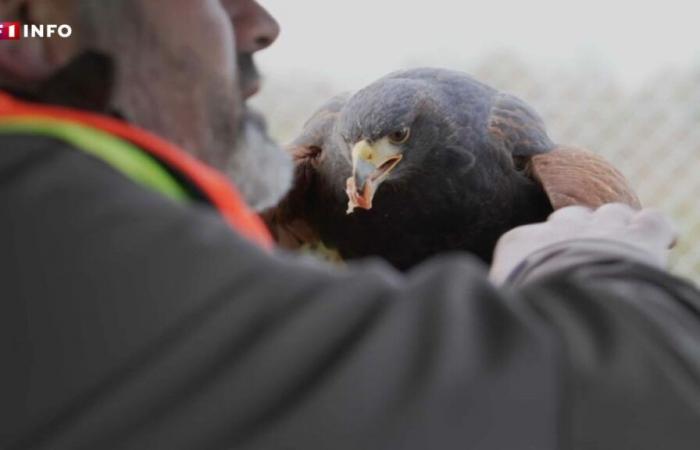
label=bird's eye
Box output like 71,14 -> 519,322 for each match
388,127 -> 411,145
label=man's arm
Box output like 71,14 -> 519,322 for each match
521,248 -> 700,450
1,135 -> 699,450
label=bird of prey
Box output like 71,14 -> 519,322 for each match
265,68 -> 640,270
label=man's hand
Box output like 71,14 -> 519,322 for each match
490,203 -> 678,284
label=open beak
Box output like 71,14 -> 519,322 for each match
346,139 -> 403,214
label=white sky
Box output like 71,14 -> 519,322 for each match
257,0 -> 700,90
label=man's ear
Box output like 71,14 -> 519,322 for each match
0,0 -> 70,83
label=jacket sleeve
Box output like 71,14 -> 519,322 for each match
1,135 -> 699,450
515,243 -> 700,450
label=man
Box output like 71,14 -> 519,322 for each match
0,1 -> 698,449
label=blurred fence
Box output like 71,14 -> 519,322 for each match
253,55 -> 700,281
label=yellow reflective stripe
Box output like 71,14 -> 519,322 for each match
0,116 -> 190,202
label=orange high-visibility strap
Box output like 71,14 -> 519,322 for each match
0,91 -> 273,250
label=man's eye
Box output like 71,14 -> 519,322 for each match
388,127 -> 410,145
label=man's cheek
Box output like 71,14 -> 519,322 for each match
200,0 -> 237,80
152,0 -> 236,80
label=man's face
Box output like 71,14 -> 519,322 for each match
85,0 -> 291,209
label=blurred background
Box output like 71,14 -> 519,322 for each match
253,0 -> 700,280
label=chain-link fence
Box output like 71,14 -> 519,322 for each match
254,55 -> 700,281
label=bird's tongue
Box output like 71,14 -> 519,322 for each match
345,177 -> 374,214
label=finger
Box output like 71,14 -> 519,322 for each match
590,203 -> 635,226
630,209 -> 679,249
548,205 -> 593,223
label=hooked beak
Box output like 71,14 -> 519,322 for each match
346,139 -> 403,214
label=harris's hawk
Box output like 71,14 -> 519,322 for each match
265,68 -> 640,270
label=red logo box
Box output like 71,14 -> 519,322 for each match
0,22 -> 21,40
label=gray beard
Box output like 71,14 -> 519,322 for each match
228,109 -> 293,212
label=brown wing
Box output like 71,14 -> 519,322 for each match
261,144 -> 322,249
488,93 -> 640,210
529,146 -> 641,210
262,94 -> 351,249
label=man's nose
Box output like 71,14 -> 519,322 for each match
232,0 -> 280,53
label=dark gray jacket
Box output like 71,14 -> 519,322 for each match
1,134 -> 700,450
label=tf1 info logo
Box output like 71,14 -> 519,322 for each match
0,22 -> 73,40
